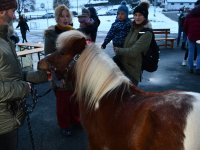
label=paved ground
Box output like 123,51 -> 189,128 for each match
16,13 -> 200,150
162,11 -> 179,22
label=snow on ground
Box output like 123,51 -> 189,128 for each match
13,5 -> 178,34
19,0 -> 178,33
14,2 -> 178,70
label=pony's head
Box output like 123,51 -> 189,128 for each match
38,30 -> 87,79
56,30 -> 87,55
38,30 -> 131,110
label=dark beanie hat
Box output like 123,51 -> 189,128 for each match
78,8 -> 90,17
0,0 -> 17,11
133,1 -> 149,19
195,0 -> 200,6
117,1 -> 129,17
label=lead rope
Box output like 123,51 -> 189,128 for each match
22,84 -> 52,150
26,113 -> 35,150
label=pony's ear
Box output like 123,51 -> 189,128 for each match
74,37 -> 86,54
56,30 -> 87,54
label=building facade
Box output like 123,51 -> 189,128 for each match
163,0 -> 196,11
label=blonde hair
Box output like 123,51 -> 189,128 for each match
54,4 -> 72,24
56,30 -> 130,110
74,44 -> 130,110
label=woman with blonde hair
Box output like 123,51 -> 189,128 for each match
44,4 -> 80,136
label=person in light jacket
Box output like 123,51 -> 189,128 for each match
0,1 -> 48,149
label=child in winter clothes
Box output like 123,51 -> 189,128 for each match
101,1 -> 131,49
78,8 -> 94,29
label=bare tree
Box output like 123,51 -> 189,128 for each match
16,0 -> 25,16
53,0 -> 70,9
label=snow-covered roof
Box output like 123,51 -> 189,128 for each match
167,0 -> 196,2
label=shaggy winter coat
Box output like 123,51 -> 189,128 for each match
0,25 -> 48,135
44,25 -> 73,55
115,22 -> 152,83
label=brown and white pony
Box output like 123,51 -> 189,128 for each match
38,30 -> 200,150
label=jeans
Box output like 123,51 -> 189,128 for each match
177,26 -> 187,46
183,44 -> 197,60
187,38 -> 200,70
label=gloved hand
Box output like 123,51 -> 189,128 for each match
101,43 -> 106,49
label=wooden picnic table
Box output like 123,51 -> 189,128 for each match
16,42 -> 44,68
17,48 -> 44,57
17,42 -> 44,48
153,28 -> 176,49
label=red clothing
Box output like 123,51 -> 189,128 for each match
55,90 -> 80,128
184,6 -> 200,41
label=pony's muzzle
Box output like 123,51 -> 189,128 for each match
37,59 -> 49,71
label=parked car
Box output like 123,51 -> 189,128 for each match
106,9 -> 118,15
72,11 -> 78,16
41,13 -> 54,19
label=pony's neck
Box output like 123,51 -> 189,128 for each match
74,44 -> 131,110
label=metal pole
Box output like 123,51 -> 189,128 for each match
46,0 -> 49,27
77,0 -> 78,14
154,0 -> 156,17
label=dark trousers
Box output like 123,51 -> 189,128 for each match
0,130 -> 18,150
21,30 -> 28,43
177,26 -> 187,46
55,90 -> 80,129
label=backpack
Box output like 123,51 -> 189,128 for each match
138,28 -> 160,72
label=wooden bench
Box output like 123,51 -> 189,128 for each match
153,28 -> 176,48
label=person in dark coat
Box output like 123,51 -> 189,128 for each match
77,7 -> 100,43
77,8 -> 95,42
177,7 -> 187,49
184,2 -> 200,74
16,15 -> 29,43
88,7 -> 100,42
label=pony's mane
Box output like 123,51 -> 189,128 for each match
74,44 -> 130,110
